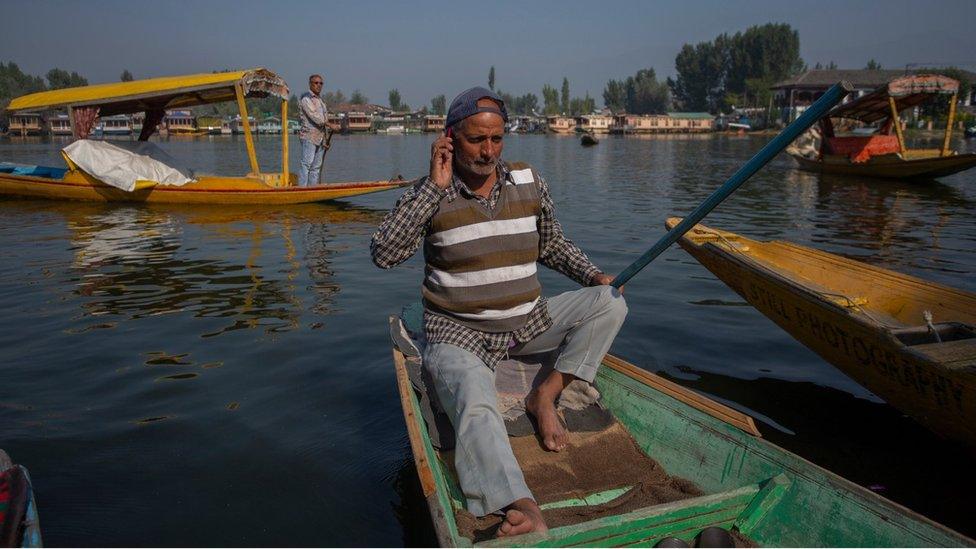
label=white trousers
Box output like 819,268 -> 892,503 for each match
423,285 -> 628,515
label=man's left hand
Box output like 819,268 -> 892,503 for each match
591,273 -> 623,293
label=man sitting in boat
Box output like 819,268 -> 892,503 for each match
371,87 -> 627,537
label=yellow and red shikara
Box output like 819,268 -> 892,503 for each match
789,74 -> 976,179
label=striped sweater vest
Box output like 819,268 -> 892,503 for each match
422,162 -> 543,332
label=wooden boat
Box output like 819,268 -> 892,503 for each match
665,217 -> 976,449
391,309 -> 973,547
0,450 -> 42,547
1,68 -> 407,204
580,133 -> 599,146
788,74 -> 976,179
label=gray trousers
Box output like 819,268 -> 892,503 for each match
423,285 -> 628,516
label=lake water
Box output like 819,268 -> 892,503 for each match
1,132 -> 974,545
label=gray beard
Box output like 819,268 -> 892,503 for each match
456,157 -> 496,177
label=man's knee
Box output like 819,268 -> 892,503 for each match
590,285 -> 628,319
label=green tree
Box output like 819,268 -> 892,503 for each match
568,93 -> 595,116
542,84 -> 560,115
915,66 -> 972,121
517,93 -> 539,115
46,68 -> 88,90
725,24 -> 802,101
865,59 -> 882,70
670,23 -> 803,112
350,89 -> 368,104
603,79 -> 627,112
488,66 -> 495,91
120,69 -> 134,82
324,89 -> 346,108
626,68 -> 670,113
560,77 -> 570,113
388,88 -> 403,111
0,62 -> 47,128
431,94 -> 446,115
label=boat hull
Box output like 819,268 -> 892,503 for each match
666,218 -> 976,449
0,172 -> 407,204
392,313 -> 972,547
791,152 -> 976,179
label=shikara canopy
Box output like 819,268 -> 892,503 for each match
829,74 -> 959,124
5,68 -> 289,117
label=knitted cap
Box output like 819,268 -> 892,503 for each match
445,87 -> 509,129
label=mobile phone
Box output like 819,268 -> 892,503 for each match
445,126 -> 453,138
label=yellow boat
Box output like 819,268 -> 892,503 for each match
787,74 -> 976,180
1,68 -> 406,204
665,217 -> 976,449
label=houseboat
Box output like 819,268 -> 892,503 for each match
666,112 -> 715,133
257,117 -> 282,134
220,118 -> 232,135
546,115 -> 576,134
48,113 -> 72,136
375,114 -> 405,134
131,112 -> 144,134
341,112 -> 372,133
611,113 -> 668,134
165,110 -> 205,135
101,114 -> 133,136
7,112 -> 44,136
576,113 -> 613,134
287,119 -> 300,134
421,114 -> 445,133
196,115 -> 223,135
231,115 -> 256,134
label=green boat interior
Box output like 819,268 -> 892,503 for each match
394,301 -> 973,546
394,304 -> 771,546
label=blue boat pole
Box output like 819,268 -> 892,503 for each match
612,80 -> 854,288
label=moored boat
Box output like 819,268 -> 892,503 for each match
0,450 -> 42,548
391,307 -> 973,547
666,217 -> 976,449
787,74 -> 976,179
1,68 -> 406,204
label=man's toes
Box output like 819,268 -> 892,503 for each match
544,434 -> 563,452
498,509 -> 534,537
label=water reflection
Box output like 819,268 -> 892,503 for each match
14,201 -> 387,337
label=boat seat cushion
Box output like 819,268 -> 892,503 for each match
390,311 -> 613,450
62,139 -> 195,192
827,135 -> 900,163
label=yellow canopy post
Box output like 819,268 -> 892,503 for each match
235,83 -> 260,175
942,92 -> 958,157
281,99 -> 289,187
888,97 -> 906,154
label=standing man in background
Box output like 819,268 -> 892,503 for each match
298,74 -> 339,186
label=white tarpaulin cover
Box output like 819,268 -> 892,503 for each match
63,140 -> 196,192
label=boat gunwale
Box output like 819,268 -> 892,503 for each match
788,150 -> 976,178
668,218 -> 976,312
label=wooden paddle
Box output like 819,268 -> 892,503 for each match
611,80 -> 854,288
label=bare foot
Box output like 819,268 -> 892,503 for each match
497,498 -> 548,538
526,384 -> 569,452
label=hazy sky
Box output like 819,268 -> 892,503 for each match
3,0 -> 973,108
